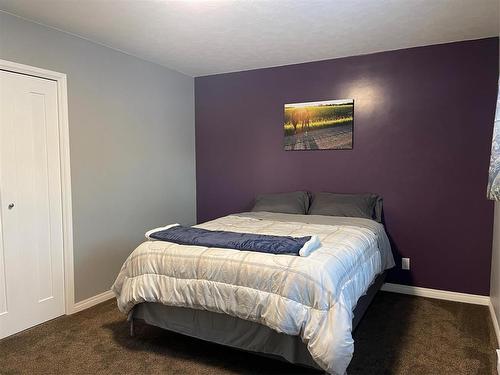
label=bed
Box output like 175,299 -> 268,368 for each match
112,210 -> 394,375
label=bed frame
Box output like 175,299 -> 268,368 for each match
128,271 -> 386,371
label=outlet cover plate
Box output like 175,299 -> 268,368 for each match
402,258 -> 410,270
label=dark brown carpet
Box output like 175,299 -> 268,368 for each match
0,291 -> 497,374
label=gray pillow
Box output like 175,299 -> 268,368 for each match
308,192 -> 383,222
251,191 -> 310,215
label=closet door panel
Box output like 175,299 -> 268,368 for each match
0,70 -> 64,338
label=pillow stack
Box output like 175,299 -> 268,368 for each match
251,191 -> 383,223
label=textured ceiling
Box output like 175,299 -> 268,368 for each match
0,0 -> 498,77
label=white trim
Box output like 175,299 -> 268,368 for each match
381,282 -> 490,305
72,290 -> 115,314
0,59 -> 75,315
0,59 -> 68,82
489,301 -> 500,347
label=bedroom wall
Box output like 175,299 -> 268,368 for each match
490,33 -> 500,345
0,12 -> 196,302
195,37 -> 498,296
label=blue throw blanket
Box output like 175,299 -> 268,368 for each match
149,225 -> 311,255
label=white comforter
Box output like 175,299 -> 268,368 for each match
112,212 -> 394,374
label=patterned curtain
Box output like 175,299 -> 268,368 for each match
488,80 -> 500,200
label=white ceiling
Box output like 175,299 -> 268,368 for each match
0,0 -> 498,77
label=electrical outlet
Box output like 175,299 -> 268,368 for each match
402,258 -> 410,270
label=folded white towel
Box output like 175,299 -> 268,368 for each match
299,235 -> 321,257
145,224 -> 179,240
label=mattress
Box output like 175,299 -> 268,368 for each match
112,212 -> 394,374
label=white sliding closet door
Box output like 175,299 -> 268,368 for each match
0,70 -> 65,339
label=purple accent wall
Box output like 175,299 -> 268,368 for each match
195,38 -> 499,295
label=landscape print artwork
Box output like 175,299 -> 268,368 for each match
284,99 -> 354,150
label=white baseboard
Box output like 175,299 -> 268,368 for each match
69,284 -> 498,345
489,301 -> 500,348
70,290 -> 115,314
381,282 -> 490,306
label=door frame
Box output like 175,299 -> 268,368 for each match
0,59 -> 75,315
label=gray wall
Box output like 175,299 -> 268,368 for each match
490,30 -> 500,347
0,12 -> 196,302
